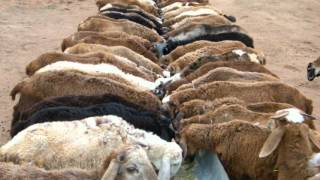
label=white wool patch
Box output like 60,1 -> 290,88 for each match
174,26 -> 207,42
163,70 -> 171,78
309,153 -> 320,167
277,108 -> 305,123
248,53 -> 260,64
232,49 -> 246,56
176,9 -> 218,18
162,95 -> 171,103
36,61 -> 157,90
136,0 -> 156,7
154,72 -> 181,88
99,3 -> 113,11
171,73 -> 181,82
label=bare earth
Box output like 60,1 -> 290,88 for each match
0,0 -> 319,146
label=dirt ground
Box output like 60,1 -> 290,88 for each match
0,0 -> 319,146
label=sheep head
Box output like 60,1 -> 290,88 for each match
307,57 -> 320,81
156,140 -> 183,180
259,108 -> 320,179
101,144 -> 157,180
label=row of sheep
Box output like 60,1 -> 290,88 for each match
154,1 -> 320,180
0,0 -> 189,179
0,0 -> 319,179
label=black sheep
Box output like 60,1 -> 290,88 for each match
11,102 -> 174,141
99,5 -> 163,33
13,94 -> 154,127
100,11 -> 161,34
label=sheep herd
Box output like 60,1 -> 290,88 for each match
0,0 -> 319,179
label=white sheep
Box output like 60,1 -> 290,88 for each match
0,144 -> 158,180
0,115 -> 182,180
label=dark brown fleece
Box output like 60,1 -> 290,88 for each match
175,67 -> 279,92
166,61 -> 277,93
63,31 -> 158,62
10,71 -> 161,116
78,16 -> 162,43
65,43 -> 163,75
180,121 -> 319,180
160,40 -> 245,65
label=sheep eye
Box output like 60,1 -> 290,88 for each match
126,166 -> 138,174
172,163 -> 179,167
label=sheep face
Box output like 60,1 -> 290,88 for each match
307,57 -> 320,81
152,141 -> 183,180
105,145 -> 158,180
260,123 -> 319,179
78,19 -> 99,32
259,109 -> 320,179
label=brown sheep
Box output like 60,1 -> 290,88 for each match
26,51 -> 156,81
179,103 -> 273,129
169,14 -> 231,30
161,2 -> 209,14
179,104 -> 316,130
96,0 -> 159,16
163,10 -> 232,28
0,144 -> 157,180
165,61 -> 278,93
10,71 -> 161,116
160,40 -> 246,66
167,47 -> 266,74
175,67 -> 279,92
64,43 -> 163,75
162,4 -> 232,19
78,16 -> 163,43
155,23 -> 253,56
61,31 -> 158,62
162,81 -> 313,114
179,119 -> 320,180
158,0 -> 208,8
307,56 -> 320,81
176,97 -> 294,120
61,31 -> 153,52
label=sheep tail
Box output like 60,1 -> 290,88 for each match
10,81 -> 24,100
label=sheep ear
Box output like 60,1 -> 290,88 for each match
309,129 -> 320,150
100,160 -> 120,180
158,156 -> 171,180
302,113 -> 316,121
270,111 -> 289,120
259,127 -> 285,158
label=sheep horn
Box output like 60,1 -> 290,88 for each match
259,127 -> 285,158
